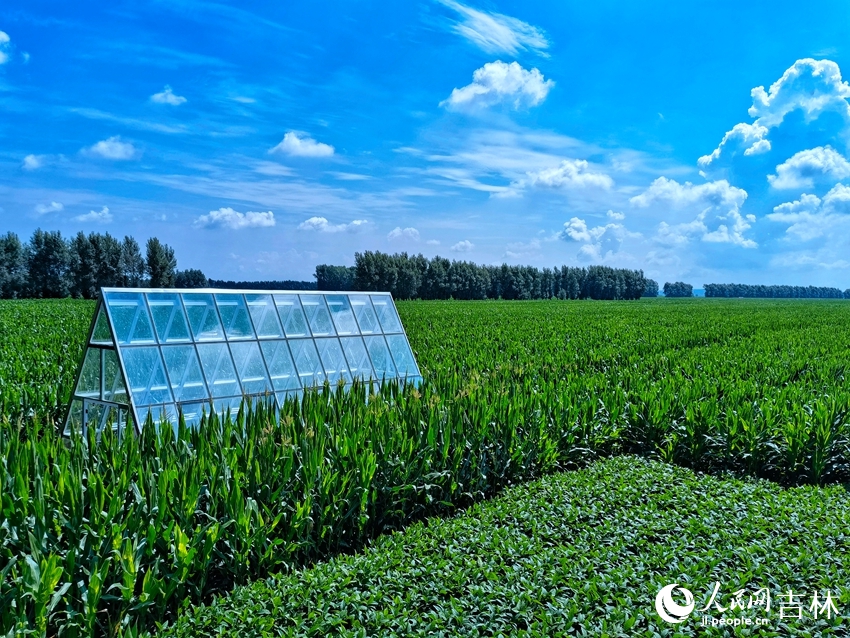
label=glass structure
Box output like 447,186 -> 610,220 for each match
64,288 -> 421,436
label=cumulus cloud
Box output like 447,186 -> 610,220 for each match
298,216 -> 367,233
269,132 -> 334,157
438,0 -> 549,56
34,201 -> 63,215
766,184 -> 850,240
767,146 -> 850,189
607,210 -> 625,220
630,177 -> 755,248
387,227 -> 420,241
22,154 -> 45,170
697,123 -> 770,167
0,31 -> 10,65
451,239 -> 474,252
558,217 -> 637,261
74,206 -> 112,224
525,159 -> 614,190
441,61 -> 553,110
150,85 -> 187,105
194,207 -> 276,230
84,136 -> 137,160
700,58 -> 850,166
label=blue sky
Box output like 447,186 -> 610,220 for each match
2,1 -> 850,287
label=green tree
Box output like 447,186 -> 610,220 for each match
26,229 -> 70,298
175,268 -> 208,288
120,236 -> 146,286
0,232 -> 27,299
146,237 -> 177,288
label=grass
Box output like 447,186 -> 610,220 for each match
161,456 -> 850,637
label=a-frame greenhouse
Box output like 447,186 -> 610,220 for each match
64,288 -> 421,436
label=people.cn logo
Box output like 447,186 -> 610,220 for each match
655,584 -> 695,624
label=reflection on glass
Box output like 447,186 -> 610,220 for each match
215,294 -> 255,340
197,343 -> 241,398
274,295 -> 310,337
147,293 -> 191,343
105,292 -> 156,345
370,295 -> 403,333
364,336 -> 397,379
183,294 -> 225,341
246,294 -> 283,338
348,295 -> 381,334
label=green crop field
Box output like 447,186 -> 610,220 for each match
1,298 -> 849,636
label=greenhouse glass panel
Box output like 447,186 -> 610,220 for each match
364,335 -> 397,379
274,295 -> 310,337
370,295 -> 403,334
122,347 -> 173,406
162,345 -> 209,402
65,288 -> 419,436
300,295 -> 336,336
349,295 -> 381,334
184,293 -> 225,341
246,294 -> 283,338
316,338 -> 352,385
260,340 -> 301,392
325,295 -> 359,335
105,292 -> 156,345
147,293 -> 192,343
339,337 -> 373,381
216,294 -> 255,340
289,338 -> 325,386
102,349 -> 128,403
197,342 -> 241,398
231,341 -> 272,395
386,334 -> 420,378
91,307 -> 113,345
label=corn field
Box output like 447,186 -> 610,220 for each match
1,298 -> 849,636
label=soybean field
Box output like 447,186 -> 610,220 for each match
1,298 -> 849,636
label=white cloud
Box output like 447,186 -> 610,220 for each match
767,146 -> 850,189
34,201 -> 63,215
194,207 -> 276,230
74,206 -> 112,224
438,0 -> 549,56
630,177 -> 755,248
387,227 -> 420,241
441,61 -> 554,110
451,239 -> 474,252
700,59 -> 850,166
558,217 -> 637,261
269,131 -> 335,157
150,85 -> 187,105
22,154 -> 45,170
297,216 -> 367,233
426,239 -> 441,245
607,210 -> 625,220
698,122 -> 770,166
84,136 -> 137,160
750,58 -> 850,127
525,159 -> 614,190
767,184 -> 850,240
0,31 -> 9,65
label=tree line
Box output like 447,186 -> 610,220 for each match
704,283 -> 849,299
316,251 -> 656,300
0,229 -> 208,299
208,279 -> 316,291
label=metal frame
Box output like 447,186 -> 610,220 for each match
63,288 -> 421,437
